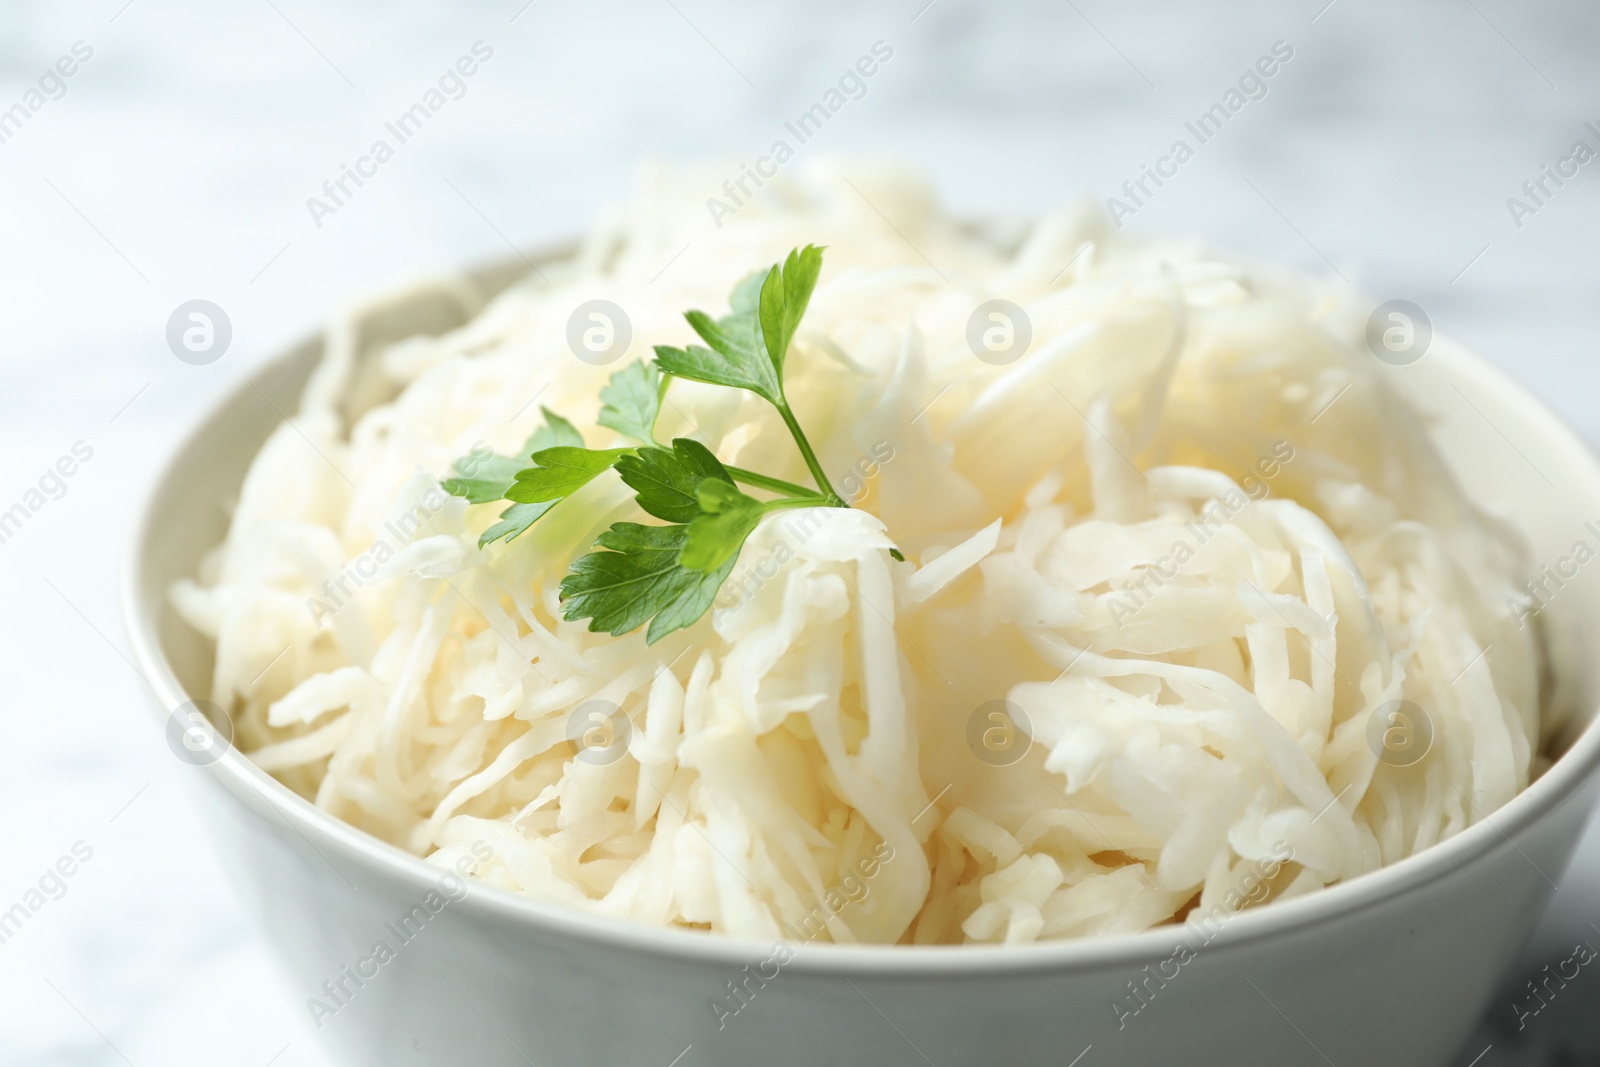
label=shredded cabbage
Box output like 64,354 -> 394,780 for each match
172,161 -> 1546,945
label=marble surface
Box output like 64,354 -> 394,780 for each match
2,1 -> 1599,1064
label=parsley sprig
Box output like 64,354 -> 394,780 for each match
443,245 -> 883,643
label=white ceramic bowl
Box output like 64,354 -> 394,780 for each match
124,260 -> 1600,1067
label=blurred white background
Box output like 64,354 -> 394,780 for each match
1,1 -> 1598,1064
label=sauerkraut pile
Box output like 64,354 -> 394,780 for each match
173,163 -> 1548,946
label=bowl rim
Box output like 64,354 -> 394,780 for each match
121,272 -> 1600,979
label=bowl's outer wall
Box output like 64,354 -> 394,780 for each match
189,763 -> 1598,1067
129,260 -> 1600,1067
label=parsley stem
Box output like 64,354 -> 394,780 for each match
764,496 -> 832,511
774,398 -> 844,507
725,466 -> 820,499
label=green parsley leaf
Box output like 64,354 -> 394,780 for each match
729,269 -> 766,316
559,522 -> 737,643
505,446 -> 634,505
443,462 -> 523,505
715,272 -> 767,361
597,361 -> 664,444
650,250 -> 824,406
682,478 -> 763,572
758,244 -> 824,379
685,309 -> 762,366
652,342 -> 780,405
656,289 -> 784,404
615,437 -> 732,523
480,424 -> 631,547
478,501 -> 558,547
530,408 -> 585,451
445,407 -> 586,524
